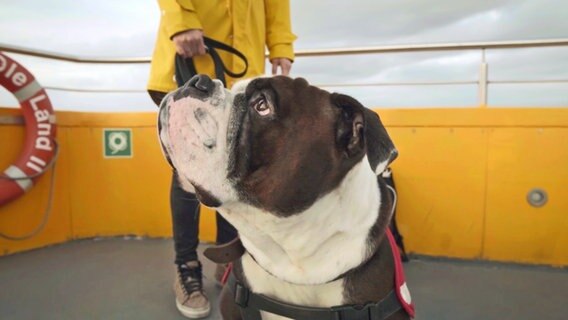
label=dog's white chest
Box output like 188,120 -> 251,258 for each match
241,253 -> 345,320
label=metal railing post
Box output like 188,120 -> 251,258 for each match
478,48 -> 488,107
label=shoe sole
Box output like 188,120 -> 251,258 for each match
176,300 -> 211,319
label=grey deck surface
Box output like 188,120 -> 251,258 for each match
1,238 -> 566,320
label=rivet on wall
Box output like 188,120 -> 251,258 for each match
527,188 -> 548,207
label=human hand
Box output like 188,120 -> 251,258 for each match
270,58 -> 292,76
173,29 -> 206,58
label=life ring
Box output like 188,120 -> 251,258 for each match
0,52 -> 57,206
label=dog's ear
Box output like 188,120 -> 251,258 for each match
333,93 -> 366,161
332,93 -> 397,173
363,108 -> 397,174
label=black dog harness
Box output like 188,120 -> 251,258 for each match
214,229 -> 415,320
227,272 -> 403,320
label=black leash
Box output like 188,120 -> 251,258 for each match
175,37 -> 248,87
227,272 -> 402,320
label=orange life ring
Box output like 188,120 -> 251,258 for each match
0,52 -> 57,206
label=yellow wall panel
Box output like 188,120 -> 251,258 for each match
1,111 -> 217,256
199,206 -> 217,243
390,127 -> 487,259
1,107 -> 567,267
67,126 -> 172,238
63,124 -> 216,241
0,126 -> 72,255
483,128 -> 568,266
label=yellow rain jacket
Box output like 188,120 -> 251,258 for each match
148,0 -> 296,92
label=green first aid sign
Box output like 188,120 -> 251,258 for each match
103,129 -> 132,158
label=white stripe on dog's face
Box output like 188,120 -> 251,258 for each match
160,79 -> 236,204
158,77 -> 256,204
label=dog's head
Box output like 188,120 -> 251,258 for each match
158,75 -> 397,215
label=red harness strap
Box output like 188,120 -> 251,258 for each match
386,229 -> 415,318
222,262 -> 233,285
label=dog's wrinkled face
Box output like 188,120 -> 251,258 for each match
158,75 -> 396,216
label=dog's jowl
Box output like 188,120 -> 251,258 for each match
159,74 -> 414,320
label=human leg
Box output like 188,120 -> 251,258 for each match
170,169 -> 210,318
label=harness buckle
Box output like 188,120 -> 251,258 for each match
234,283 -> 250,307
331,304 -> 376,320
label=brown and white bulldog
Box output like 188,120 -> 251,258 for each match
158,75 -> 413,320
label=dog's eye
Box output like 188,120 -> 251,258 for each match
252,96 -> 271,116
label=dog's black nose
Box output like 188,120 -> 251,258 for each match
188,74 -> 214,94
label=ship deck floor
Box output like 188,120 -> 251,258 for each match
1,238 -> 566,320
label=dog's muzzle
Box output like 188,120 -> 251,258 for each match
158,74 -> 221,154
159,74 -> 216,119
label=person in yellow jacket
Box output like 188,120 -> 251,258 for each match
147,1 -> 296,319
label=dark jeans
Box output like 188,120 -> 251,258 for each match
170,172 -> 238,264
151,90 -> 238,264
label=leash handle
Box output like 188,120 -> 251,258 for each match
175,37 -> 249,87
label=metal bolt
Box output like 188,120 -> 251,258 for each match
527,188 -> 548,207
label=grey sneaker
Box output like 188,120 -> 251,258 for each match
174,261 -> 211,319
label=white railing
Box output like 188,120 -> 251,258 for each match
1,38 -> 568,106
